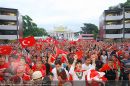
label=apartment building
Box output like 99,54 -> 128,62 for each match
0,7 -> 23,41
99,6 -> 130,40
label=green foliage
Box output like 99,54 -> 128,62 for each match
124,0 -> 130,7
22,15 -> 48,37
80,23 -> 98,39
108,0 -> 130,10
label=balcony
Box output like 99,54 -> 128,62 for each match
125,12 -> 130,18
0,25 -> 17,30
0,35 -> 18,40
106,15 -> 123,20
0,15 -> 17,21
125,23 -> 130,28
125,34 -> 130,38
106,24 -> 123,29
105,34 -> 123,38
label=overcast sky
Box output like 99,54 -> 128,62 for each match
0,0 -> 127,32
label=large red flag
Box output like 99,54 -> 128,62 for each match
19,36 -> 36,48
55,47 -> 68,58
0,46 -> 12,55
56,47 -> 68,55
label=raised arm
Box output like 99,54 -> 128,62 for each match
69,55 -> 78,75
72,55 -> 78,67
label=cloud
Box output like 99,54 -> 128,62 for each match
0,0 -> 127,31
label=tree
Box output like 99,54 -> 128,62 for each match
34,28 -> 48,36
80,23 -> 98,39
22,15 -> 48,37
124,0 -> 130,7
108,0 -> 130,10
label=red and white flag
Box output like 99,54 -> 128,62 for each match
0,46 -> 12,55
19,36 -> 36,48
54,47 -> 68,58
87,69 -> 106,81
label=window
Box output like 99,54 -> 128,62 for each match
0,30 -> 17,35
0,20 -> 16,25
106,29 -> 122,34
107,14 -> 113,16
82,35 -> 93,37
125,20 -> 130,24
106,21 -> 122,25
125,28 -> 130,33
79,34 -> 94,40
106,12 -> 122,16
125,11 -> 130,13
7,22 -> 16,25
106,22 -> 113,25
0,10 -> 16,16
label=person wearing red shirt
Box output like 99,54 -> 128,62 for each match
18,58 -> 33,76
99,59 -> 118,80
0,55 -> 9,81
99,58 -> 118,86
111,54 -> 121,78
9,66 -> 31,85
32,60 -> 46,77
111,55 -> 121,66
42,56 -> 51,76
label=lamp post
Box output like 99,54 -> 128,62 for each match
122,6 -> 125,42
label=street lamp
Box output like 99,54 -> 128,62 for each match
122,6 -> 125,42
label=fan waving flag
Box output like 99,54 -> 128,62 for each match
90,70 -> 99,79
19,36 -> 36,48
0,46 -> 12,55
55,47 -> 68,55
87,69 -> 106,82
75,50 -> 83,60
55,47 -> 68,58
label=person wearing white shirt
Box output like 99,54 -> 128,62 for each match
69,55 -> 87,86
82,57 -> 96,71
51,59 -> 69,86
100,51 -> 108,64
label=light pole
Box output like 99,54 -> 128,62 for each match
122,6 -> 125,42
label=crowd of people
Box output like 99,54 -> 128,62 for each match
0,37 -> 130,86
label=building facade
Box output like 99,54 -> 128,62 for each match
49,26 -> 75,40
99,6 -> 130,40
0,7 -> 23,41
78,34 -> 94,40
